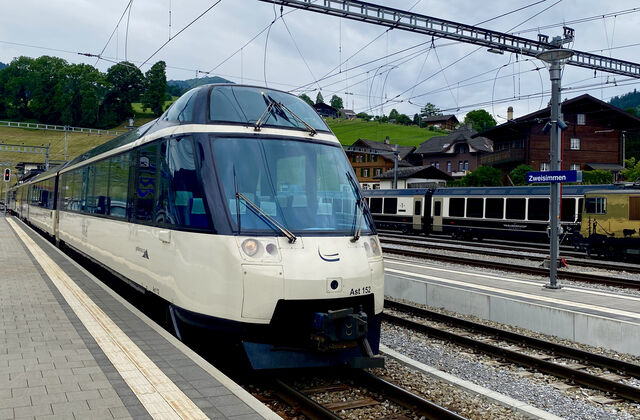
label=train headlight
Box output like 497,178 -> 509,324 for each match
369,237 -> 381,256
242,239 -> 260,257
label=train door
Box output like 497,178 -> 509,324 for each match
412,197 -> 422,231
432,197 -> 443,232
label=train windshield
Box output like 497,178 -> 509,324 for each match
212,137 -> 374,236
210,86 -> 329,132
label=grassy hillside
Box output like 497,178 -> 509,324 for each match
326,118 -> 448,147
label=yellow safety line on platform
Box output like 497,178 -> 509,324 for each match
7,219 -> 208,420
385,266 -> 640,322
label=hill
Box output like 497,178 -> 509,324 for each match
326,118 -> 448,147
167,75 -> 233,96
610,89 -> 640,114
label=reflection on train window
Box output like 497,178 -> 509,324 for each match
585,197 -> 606,214
86,159 -> 110,215
449,198 -> 464,217
164,88 -> 198,122
109,153 -> 130,218
561,198 -> 576,222
630,197 -> 640,221
527,198 -> 549,221
383,198 -> 397,214
434,201 -> 441,216
414,200 -> 422,216
485,198 -> 503,219
506,198 -> 526,220
466,198 -> 483,218
369,198 -> 382,213
133,143 -> 159,223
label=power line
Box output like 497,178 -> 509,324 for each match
94,0 -> 134,66
512,7 -> 640,35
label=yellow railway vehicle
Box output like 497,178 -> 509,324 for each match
576,189 -> 640,259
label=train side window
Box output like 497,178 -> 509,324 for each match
466,198 -> 483,218
132,143 -> 160,223
414,200 -> 422,216
449,198 -> 465,217
485,198 -> 504,219
585,197 -> 606,214
434,201 -> 441,216
506,198 -> 526,220
630,197 -> 640,221
527,198 -> 549,221
577,198 -> 584,219
87,159 -> 111,215
561,198 -> 576,222
108,153 -> 131,218
369,197 -> 382,213
383,197 -> 397,214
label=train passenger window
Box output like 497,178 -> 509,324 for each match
87,159 -> 110,214
630,197 -> 640,221
485,198 -> 503,219
466,198 -> 483,218
157,137 -> 211,229
561,198 -> 576,222
414,200 -> 422,216
577,198 -> 584,219
383,198 -> 397,214
369,197 -> 382,213
527,198 -> 549,221
434,201 -> 441,216
109,153 -> 131,218
585,197 -> 606,214
505,198 -> 526,220
449,198 -> 464,217
132,143 -> 159,223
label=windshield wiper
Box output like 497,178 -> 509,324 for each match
254,95 -> 317,136
346,171 -> 366,242
236,192 -> 297,243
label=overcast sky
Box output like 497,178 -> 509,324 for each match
2,0 -> 640,123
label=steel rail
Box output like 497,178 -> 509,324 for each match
382,245 -> 640,289
385,299 -> 640,377
273,379 -> 343,420
382,308 -> 640,402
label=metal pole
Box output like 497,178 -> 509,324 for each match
64,127 -> 68,161
45,143 -> 50,171
393,144 -> 399,189
546,59 -> 562,289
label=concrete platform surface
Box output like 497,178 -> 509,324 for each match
0,216 -> 279,420
384,256 -> 640,356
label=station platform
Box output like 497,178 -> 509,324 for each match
384,256 -> 640,357
0,216 -> 278,420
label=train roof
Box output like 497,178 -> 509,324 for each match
584,189 -> 640,195
362,188 -> 431,197
432,184 -> 621,196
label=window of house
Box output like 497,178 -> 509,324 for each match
485,198 -> 504,219
466,198 -> 483,218
570,163 -> 580,171
447,161 -> 452,172
435,162 -> 440,169
372,155 -> 377,162
540,162 -> 549,171
449,198 -> 465,217
363,168 -> 370,177
585,197 -> 606,214
464,161 -> 469,171
527,198 -> 549,221
577,114 -> 585,125
366,154 -> 371,162
374,168 -> 382,176
458,161 -> 463,172
570,138 -> 580,150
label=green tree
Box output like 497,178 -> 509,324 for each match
459,166 -> 502,186
54,63 -> 105,127
622,157 -> 640,182
142,61 -> 167,117
0,56 -> 35,119
464,109 -> 497,132
105,61 -> 144,120
413,113 -> 421,126
299,93 -> 314,106
330,94 -> 343,109
625,107 -> 638,117
420,102 -> 442,117
388,109 -> 399,121
509,164 -> 534,186
315,92 -> 324,104
28,56 -> 69,124
396,114 -> 412,125
356,112 -> 371,121
582,169 -> 613,185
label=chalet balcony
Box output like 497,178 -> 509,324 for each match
480,148 -> 525,166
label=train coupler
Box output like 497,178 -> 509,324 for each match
311,307 -> 368,350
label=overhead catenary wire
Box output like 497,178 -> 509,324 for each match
93,0 -> 134,66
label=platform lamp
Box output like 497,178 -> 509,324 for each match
536,46 -> 574,289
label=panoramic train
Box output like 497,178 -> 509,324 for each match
7,84 -> 384,370
363,184 -> 640,258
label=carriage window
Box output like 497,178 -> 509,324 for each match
369,197 -> 382,213
466,198 -> 483,218
485,198 -> 503,219
585,197 -> 606,214
449,198 -> 464,217
414,200 -> 422,216
561,198 -> 576,222
383,197 -> 397,214
108,153 -> 131,218
527,198 -> 549,221
630,197 -> 640,221
87,159 -> 111,214
434,200 -> 441,216
132,143 -> 159,223
506,198 -> 526,220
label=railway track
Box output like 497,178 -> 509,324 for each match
379,234 -> 640,275
269,369 -> 467,420
384,299 -> 640,403
381,242 -> 640,289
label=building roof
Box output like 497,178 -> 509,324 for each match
347,138 -> 415,160
421,114 -> 459,124
585,163 -> 624,172
374,165 -> 454,180
478,94 -> 640,138
313,102 -> 338,113
343,109 -> 356,115
414,126 -> 493,155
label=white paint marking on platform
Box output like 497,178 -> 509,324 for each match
385,266 -> 640,322
381,345 -> 563,420
8,218 -> 208,420
384,257 -> 640,304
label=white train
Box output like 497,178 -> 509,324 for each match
8,84 -> 384,369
